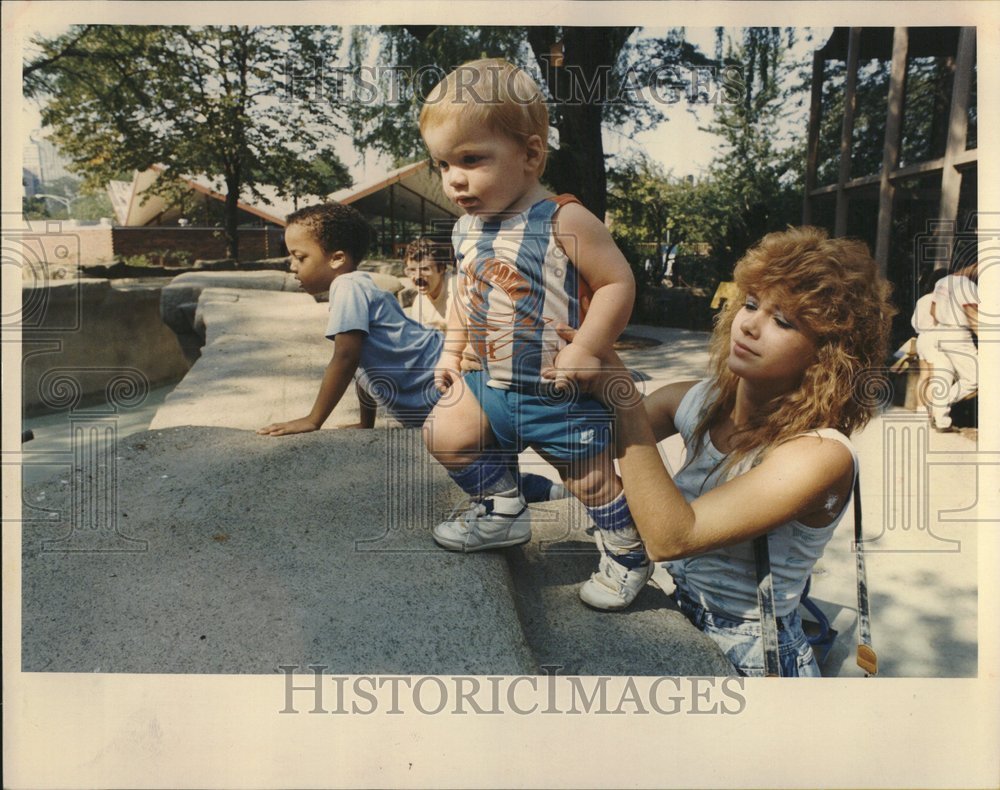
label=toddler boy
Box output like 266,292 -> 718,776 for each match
419,58 -> 651,610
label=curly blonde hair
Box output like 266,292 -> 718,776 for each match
693,226 -> 895,473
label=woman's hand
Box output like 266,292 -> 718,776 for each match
543,325 -> 640,409
546,339 -> 603,393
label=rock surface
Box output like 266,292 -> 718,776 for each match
21,281 -> 735,676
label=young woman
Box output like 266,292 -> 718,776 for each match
556,226 -> 895,676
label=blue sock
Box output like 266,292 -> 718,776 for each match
447,455 -> 522,514
519,472 -> 555,503
586,491 -> 646,565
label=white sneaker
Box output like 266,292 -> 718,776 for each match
579,536 -> 653,611
433,499 -> 531,552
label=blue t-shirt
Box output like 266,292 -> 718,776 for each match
325,271 -> 443,426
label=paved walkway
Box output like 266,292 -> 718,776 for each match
21,281 -> 983,677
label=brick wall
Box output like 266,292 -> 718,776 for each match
112,227 -> 285,261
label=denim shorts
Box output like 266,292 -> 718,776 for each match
675,591 -> 821,678
465,370 -> 612,462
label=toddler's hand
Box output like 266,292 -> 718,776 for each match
434,351 -> 463,393
546,339 -> 604,393
542,325 -> 639,408
460,348 -> 482,373
257,417 -> 321,437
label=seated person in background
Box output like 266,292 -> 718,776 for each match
927,262 -> 979,432
258,202 -> 563,502
403,237 -> 480,372
403,237 -> 453,332
910,268 -> 948,411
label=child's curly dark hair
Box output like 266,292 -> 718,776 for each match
286,202 -> 371,263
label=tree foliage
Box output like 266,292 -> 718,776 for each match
346,26 -> 531,165
23,174 -> 115,221
702,27 -> 805,263
607,152 -> 725,286
814,53 -> 956,185
25,25 -> 351,257
605,27 -> 808,291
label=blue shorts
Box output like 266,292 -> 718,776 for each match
675,589 -> 821,678
465,370 -> 613,463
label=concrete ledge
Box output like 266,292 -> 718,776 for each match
22,426 -> 537,675
133,285 -> 731,675
507,497 -> 737,676
22,279 -> 190,415
150,288 -> 376,430
160,271 -> 302,344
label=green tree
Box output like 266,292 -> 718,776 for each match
23,174 -> 115,221
25,25 -> 349,258
346,26 -> 530,166
607,152 -> 726,286
814,52 -> 956,185
702,27 -> 805,263
255,150 -> 353,212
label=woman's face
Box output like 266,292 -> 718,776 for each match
728,292 -> 818,392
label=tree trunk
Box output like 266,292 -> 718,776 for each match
528,26 -> 634,221
224,173 -> 240,260
555,99 -> 608,219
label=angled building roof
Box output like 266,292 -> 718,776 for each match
328,159 -> 459,230
108,160 -> 458,229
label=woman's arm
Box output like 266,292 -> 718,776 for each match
642,380 -> 698,442
552,323 -> 855,559
613,392 -> 854,560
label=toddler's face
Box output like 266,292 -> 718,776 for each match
423,120 -> 539,220
285,223 -> 337,295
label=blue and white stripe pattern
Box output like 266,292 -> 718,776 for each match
452,196 -> 584,390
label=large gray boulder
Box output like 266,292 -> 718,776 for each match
21,426 -> 536,674
22,425 -> 734,676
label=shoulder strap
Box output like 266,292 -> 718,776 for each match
550,193 -> 582,208
854,475 -> 878,675
753,533 -> 782,677
754,473 -> 878,677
